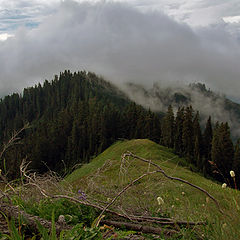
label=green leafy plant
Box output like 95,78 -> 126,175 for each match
62,223 -> 102,240
13,198 -> 98,226
1,215 -> 29,240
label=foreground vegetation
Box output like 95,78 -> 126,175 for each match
1,139 -> 240,239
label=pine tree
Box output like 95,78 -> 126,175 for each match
211,122 -> 234,180
182,106 -> 194,162
161,105 -> 175,148
193,111 -> 202,169
232,139 -> 240,188
150,113 -> 161,143
174,107 -> 184,156
202,116 -> 213,175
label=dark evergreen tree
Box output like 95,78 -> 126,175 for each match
193,111 -> 202,169
202,116 -> 213,175
182,106 -> 194,162
232,139 -> 240,188
174,107 -> 184,156
161,105 -> 175,148
211,122 -> 234,181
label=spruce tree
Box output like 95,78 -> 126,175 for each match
202,116 -> 213,175
161,105 -> 175,148
182,106 -> 194,162
211,122 -> 234,180
174,107 -> 184,156
232,139 -> 240,188
193,111 -> 202,169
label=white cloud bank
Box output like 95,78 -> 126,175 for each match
0,1 -> 240,102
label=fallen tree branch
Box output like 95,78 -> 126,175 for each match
96,170 -> 159,225
122,152 -> 223,214
129,215 -> 206,226
20,158 -> 207,227
101,220 -> 178,237
0,203 -> 71,234
51,194 -> 206,227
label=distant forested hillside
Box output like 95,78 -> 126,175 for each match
125,82 -> 240,140
0,70 -> 239,189
0,71 -> 161,177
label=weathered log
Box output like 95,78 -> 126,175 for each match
101,219 -> 179,237
0,203 -> 72,234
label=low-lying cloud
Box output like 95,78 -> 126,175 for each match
1,0 -> 240,103
123,82 -> 240,139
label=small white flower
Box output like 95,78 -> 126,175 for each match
157,196 -> 164,205
222,183 -> 227,189
230,170 -> 235,178
58,215 -> 65,224
222,223 -> 227,229
181,192 -> 185,196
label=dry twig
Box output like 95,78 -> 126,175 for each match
121,151 -> 223,214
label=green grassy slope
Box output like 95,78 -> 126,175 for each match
66,139 -> 240,239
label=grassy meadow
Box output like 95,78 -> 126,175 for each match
65,139 -> 240,239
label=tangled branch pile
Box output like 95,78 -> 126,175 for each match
0,148 -> 223,239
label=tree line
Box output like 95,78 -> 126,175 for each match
0,70 -> 239,188
161,105 -> 240,186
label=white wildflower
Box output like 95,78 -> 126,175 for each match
157,196 -> 164,205
230,170 -> 235,178
222,183 -> 227,189
58,215 -> 65,224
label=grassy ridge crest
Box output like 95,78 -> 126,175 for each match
65,139 -> 240,239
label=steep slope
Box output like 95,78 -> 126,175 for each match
66,139 -> 240,239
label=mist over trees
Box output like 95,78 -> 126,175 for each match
0,70 -> 239,188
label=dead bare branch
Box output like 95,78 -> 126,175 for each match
122,151 -> 223,214
97,170 -> 159,225
0,123 -> 29,160
101,220 -> 178,237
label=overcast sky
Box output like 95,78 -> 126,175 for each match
1,0 -> 240,100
